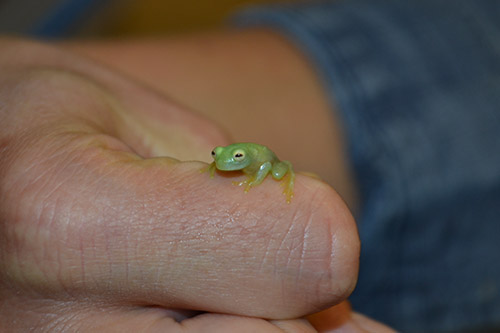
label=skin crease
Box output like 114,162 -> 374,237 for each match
0,32 -> 394,332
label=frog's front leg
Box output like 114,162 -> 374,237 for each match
272,161 -> 295,203
233,162 -> 272,192
201,162 -> 217,178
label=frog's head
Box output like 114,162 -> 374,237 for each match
211,145 -> 251,171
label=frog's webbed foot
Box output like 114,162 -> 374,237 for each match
232,176 -> 254,193
232,179 -> 246,187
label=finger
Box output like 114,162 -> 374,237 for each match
180,313 -> 316,333
0,38 -> 229,161
307,302 -> 396,333
4,305 -> 316,333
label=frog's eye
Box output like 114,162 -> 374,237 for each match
233,149 -> 245,161
211,150 -> 216,156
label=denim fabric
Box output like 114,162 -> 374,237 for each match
236,1 -> 500,331
0,0 -> 106,38
32,0 -> 104,38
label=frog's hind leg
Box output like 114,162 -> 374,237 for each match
273,161 -> 295,203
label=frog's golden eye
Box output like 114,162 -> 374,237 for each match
233,149 -> 245,161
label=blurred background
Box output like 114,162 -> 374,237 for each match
0,0 -> 294,38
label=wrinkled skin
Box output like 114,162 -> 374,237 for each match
0,36 -> 393,332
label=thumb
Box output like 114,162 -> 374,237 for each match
0,40 -> 359,322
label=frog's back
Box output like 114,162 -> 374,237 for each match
243,143 -> 278,163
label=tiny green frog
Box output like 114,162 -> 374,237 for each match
206,143 -> 295,203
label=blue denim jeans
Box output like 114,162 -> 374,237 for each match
237,1 -> 500,331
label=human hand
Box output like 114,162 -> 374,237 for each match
0,38 -> 362,332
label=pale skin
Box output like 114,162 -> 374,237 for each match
207,143 -> 295,202
0,30 -> 395,332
